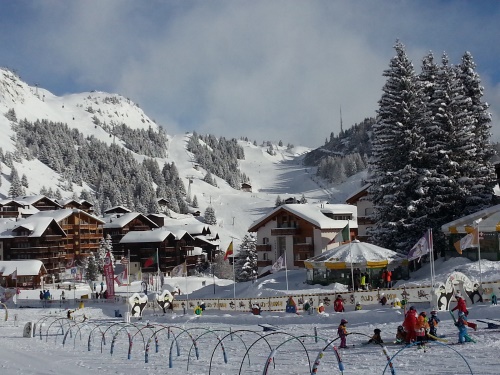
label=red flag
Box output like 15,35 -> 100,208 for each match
144,253 -> 158,268
224,241 -> 234,261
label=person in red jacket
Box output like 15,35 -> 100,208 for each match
451,292 -> 468,316
334,295 -> 345,312
402,306 -> 418,344
386,270 -> 393,288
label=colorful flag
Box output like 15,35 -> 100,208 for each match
454,228 -> 479,255
408,231 -> 432,261
224,241 -> 234,261
10,269 -> 17,280
171,262 -> 187,277
114,268 -> 128,286
337,224 -> 350,243
65,256 -> 75,269
271,255 -> 284,273
144,252 -> 158,268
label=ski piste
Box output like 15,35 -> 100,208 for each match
449,310 -> 477,343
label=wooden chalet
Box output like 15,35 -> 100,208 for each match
241,183 -> 252,192
119,228 -> 196,275
0,260 -> 47,289
103,213 -> 159,257
345,183 -> 373,241
248,204 -> 357,273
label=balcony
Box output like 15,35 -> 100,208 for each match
271,227 -> 298,236
256,244 -> 272,252
293,243 -> 313,253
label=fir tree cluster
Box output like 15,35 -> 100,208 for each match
187,132 -> 249,189
234,234 -> 258,282
369,41 -> 497,254
12,118 -> 186,215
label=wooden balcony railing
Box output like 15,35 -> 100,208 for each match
271,227 -> 298,236
256,244 -> 272,252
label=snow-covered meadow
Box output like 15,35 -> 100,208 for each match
1,256 -> 500,375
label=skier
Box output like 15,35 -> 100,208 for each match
402,306 -> 418,344
367,328 -> 384,344
451,292 -> 468,316
415,311 -> 429,348
334,295 -> 345,312
337,319 -> 349,348
428,310 -> 440,338
455,311 -> 469,344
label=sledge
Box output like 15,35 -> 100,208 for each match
259,324 -> 278,332
476,319 -> 500,329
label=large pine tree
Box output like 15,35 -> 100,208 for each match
234,234 -> 258,282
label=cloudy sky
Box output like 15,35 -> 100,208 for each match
1,1 -> 500,147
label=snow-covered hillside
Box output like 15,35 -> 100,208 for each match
0,68 -> 366,244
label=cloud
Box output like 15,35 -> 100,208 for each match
1,1 -> 500,147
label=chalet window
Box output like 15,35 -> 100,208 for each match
263,237 -> 269,245
263,253 -> 268,260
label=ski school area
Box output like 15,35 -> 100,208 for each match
1,277 -> 500,374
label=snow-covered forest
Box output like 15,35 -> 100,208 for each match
368,42 -> 497,253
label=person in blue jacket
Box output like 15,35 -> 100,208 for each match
455,311 -> 469,344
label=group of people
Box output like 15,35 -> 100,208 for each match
352,268 -> 370,291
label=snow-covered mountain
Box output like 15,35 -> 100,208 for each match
0,68 -> 365,245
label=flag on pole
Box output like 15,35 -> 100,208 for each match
114,268 -> 128,286
408,231 -> 432,261
271,255 -> 285,273
144,252 -> 158,267
171,262 -> 187,277
10,269 -> 17,280
224,241 -> 234,261
454,228 -> 479,255
337,223 -> 350,243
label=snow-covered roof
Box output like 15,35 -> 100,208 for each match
28,209 -> 105,224
104,212 -> 158,228
104,205 -> 132,214
345,183 -> 371,203
0,216 -> 65,239
304,240 -> 402,268
12,195 -> 62,208
441,204 -> 500,234
0,260 -> 47,276
119,228 -> 175,243
249,203 -> 358,231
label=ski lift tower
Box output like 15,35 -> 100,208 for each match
186,176 -> 195,200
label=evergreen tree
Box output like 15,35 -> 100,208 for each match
234,234 -> 258,282
204,206 -> 217,225
213,252 -> 233,280
192,195 -> 199,208
21,174 -> 28,188
275,195 -> 282,207
84,252 -> 99,282
299,194 -> 308,204
97,234 -> 115,274
369,41 -> 427,253
9,167 -> 24,198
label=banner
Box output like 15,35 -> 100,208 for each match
408,231 -> 431,261
271,255 -> 284,273
454,228 -> 479,255
103,251 -> 115,299
171,262 -> 186,277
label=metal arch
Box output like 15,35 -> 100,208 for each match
144,325 -> 183,364
168,326 -> 199,368
61,319 -> 85,347
127,324 -> 156,359
70,321 -> 99,349
45,317 -> 72,343
239,331 -> 313,375
186,328 -> 234,372
87,321 -> 113,352
209,329 -> 271,375
36,315 -> 56,340
0,303 -> 8,321
100,321 -> 141,354
264,333 -> 333,375
382,340 -> 474,375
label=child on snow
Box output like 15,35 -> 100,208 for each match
415,311 -> 429,347
317,302 -> 325,313
395,325 -> 406,344
337,319 -> 349,348
455,311 -> 469,344
428,310 -> 440,338
368,328 -> 383,344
